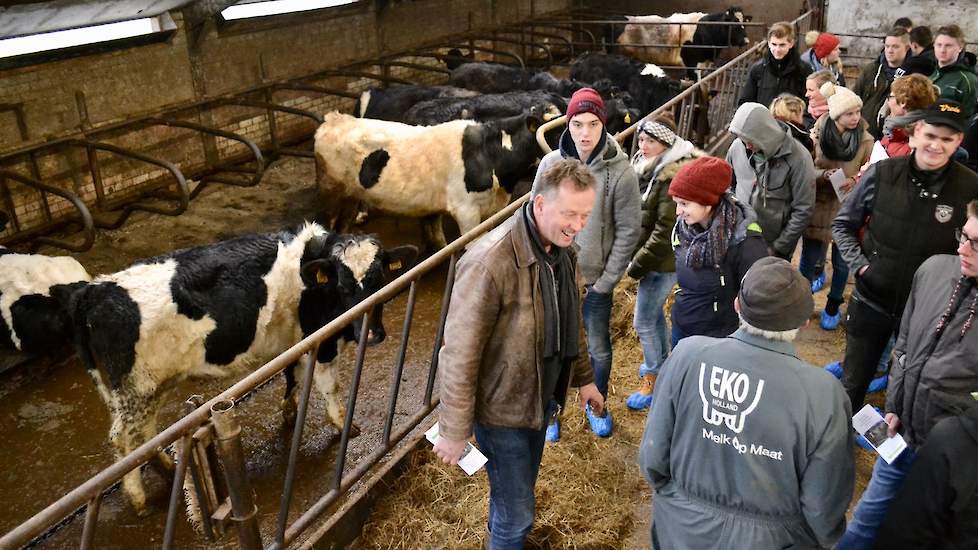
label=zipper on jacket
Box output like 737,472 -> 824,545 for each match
714,263 -> 723,312
546,262 -> 560,347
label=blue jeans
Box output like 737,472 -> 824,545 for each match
670,322 -> 687,349
799,237 -> 849,312
473,420 -> 548,549
634,271 -> 677,375
583,287 -> 613,399
836,449 -> 917,549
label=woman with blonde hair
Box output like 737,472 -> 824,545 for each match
770,93 -> 814,153
804,69 -> 837,127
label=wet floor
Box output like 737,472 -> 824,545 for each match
0,156 -> 456,547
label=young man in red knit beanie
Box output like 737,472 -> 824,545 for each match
531,87 -> 641,440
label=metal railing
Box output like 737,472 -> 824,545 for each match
0,195 -> 529,550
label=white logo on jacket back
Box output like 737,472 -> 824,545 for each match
698,363 -> 765,434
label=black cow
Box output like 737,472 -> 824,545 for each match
355,85 -> 478,121
681,7 -> 751,77
403,90 -> 566,126
0,220 -> 91,355
64,225 -> 417,515
570,53 -> 682,115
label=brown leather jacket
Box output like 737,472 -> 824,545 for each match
437,209 -> 592,441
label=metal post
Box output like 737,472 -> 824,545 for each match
210,399 -> 262,550
78,494 -> 102,550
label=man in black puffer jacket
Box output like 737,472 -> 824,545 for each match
832,99 -> 978,415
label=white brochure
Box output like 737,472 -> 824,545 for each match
852,404 -> 908,464
425,422 -> 488,475
868,140 -> 889,166
829,168 -> 851,202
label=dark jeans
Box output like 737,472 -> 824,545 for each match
842,294 -> 899,411
670,322 -> 687,349
474,420 -> 548,550
583,287 -> 613,399
799,237 -> 850,313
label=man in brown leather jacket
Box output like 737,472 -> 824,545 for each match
433,159 -> 604,549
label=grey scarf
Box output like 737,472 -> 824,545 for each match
819,118 -> 862,162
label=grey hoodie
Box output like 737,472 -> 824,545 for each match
640,329 -> 854,550
531,130 -> 641,294
727,103 -> 816,257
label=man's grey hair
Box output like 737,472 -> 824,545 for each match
739,315 -> 800,342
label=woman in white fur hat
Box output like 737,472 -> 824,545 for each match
801,82 -> 874,330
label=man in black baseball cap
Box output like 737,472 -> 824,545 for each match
922,98 -> 968,133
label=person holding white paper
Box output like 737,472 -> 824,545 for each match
802,83 -> 873,330
836,200 -> 978,549
433,159 -> 604,550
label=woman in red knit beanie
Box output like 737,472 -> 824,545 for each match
667,157 -> 769,345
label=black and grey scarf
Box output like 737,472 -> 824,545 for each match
523,203 -> 579,363
819,118 -> 863,162
674,194 -> 740,269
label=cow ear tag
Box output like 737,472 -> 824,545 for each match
388,260 -> 402,271
624,113 -> 631,124
316,270 -> 329,284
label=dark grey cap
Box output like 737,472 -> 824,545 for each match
738,257 -> 814,331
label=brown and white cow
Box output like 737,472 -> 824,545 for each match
314,111 -> 543,251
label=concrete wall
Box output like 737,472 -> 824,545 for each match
0,0 -> 572,243
825,0 -> 978,62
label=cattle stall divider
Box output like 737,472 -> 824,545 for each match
0,195 -> 530,550
535,8 -> 816,158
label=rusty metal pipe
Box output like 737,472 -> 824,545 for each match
210,399 -> 262,550
424,254 -> 456,407
78,494 -> 101,550
273,351 -> 318,547
382,280 -> 418,446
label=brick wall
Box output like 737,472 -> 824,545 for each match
0,0 -> 572,244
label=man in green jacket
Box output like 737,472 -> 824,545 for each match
853,27 -> 912,138
930,25 -> 978,118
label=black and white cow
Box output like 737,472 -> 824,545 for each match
315,111 -> 544,250
403,90 -> 565,126
570,53 -> 682,115
355,85 -> 478,122
0,216 -> 91,355
681,7 -> 751,76
64,225 -> 417,515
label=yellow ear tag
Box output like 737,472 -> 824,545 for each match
624,113 -> 631,124
316,270 -> 329,284
388,260 -> 402,271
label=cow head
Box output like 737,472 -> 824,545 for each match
479,113 -> 549,193
724,7 -> 750,46
299,232 -> 418,351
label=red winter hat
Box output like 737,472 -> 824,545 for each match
668,157 -> 732,206
814,32 -> 841,60
566,88 -> 606,125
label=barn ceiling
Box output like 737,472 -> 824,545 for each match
0,0 -> 239,39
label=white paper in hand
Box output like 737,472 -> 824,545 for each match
829,169 -> 850,202
852,404 -> 908,464
426,422 -> 488,475
868,141 -> 889,166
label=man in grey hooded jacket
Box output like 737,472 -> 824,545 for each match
531,88 -> 641,438
727,102 -> 816,259
640,257 -> 853,550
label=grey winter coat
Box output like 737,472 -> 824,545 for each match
727,104 -> 816,257
531,131 -> 641,294
886,254 -> 978,450
640,329 -> 854,550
